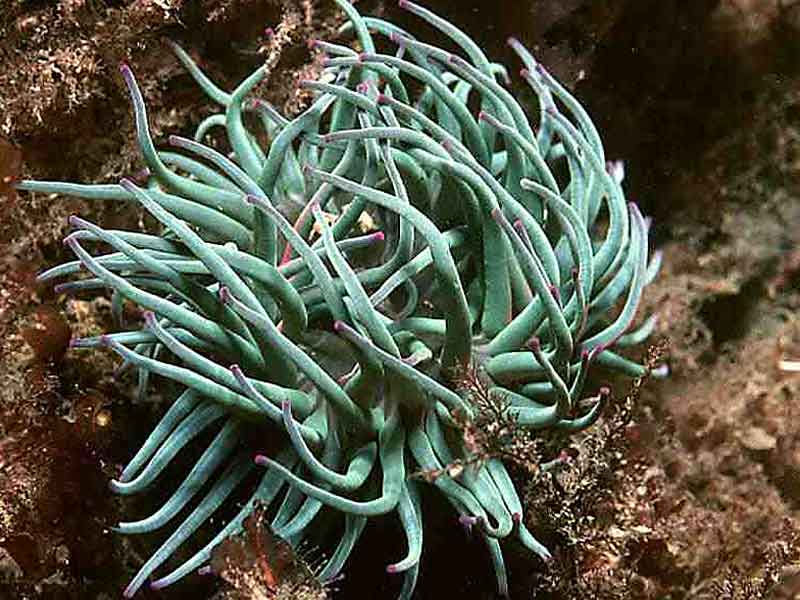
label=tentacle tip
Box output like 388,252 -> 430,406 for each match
599,385 -> 611,397
130,167 -> 151,184
264,27 -> 275,39
397,0 -> 409,8
218,286 -> 231,304
332,320 -> 346,333
307,38 -> 319,50
490,206 -> 502,220
142,311 -> 157,327
149,580 -> 167,591
321,57 -> 334,68
458,515 -> 479,533
357,52 -> 368,63
651,364 -> 670,378
253,454 -> 269,467
519,67 -> 529,78
356,82 -> 370,94
243,193 -> 257,206
376,93 -> 389,105
68,337 -> 81,349
527,336 -> 541,352
371,231 -> 385,243
512,512 -> 522,524
386,565 -> 399,574
477,111 -> 487,121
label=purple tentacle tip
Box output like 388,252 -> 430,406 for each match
253,454 -> 269,467
143,311 -> 157,327
459,515 -> 479,533
652,364 -> 669,378
527,336 -> 541,352
218,286 -> 231,304
371,231 -> 385,243
332,320 -> 346,334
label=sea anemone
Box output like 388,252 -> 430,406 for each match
17,0 -> 663,597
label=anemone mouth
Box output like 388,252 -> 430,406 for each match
21,0 -> 664,597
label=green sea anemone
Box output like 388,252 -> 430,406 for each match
18,0 -> 663,596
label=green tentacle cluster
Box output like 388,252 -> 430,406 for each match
18,1 -> 664,597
